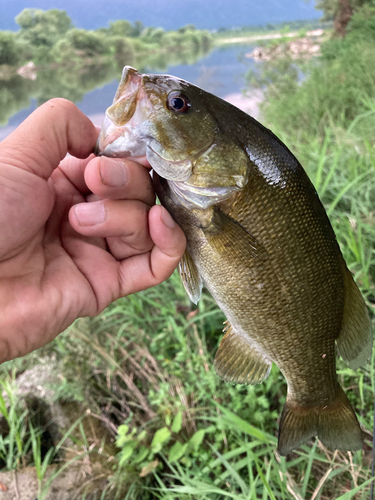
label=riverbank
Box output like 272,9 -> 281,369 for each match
215,28 -> 325,45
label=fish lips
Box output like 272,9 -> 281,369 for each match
95,124 -> 147,158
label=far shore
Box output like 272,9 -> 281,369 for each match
215,29 -> 324,45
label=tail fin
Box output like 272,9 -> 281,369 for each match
278,386 -> 363,456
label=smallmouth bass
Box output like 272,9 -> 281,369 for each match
96,66 -> 372,455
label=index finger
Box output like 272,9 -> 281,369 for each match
0,98 -> 98,180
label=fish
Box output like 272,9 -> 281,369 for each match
96,66 -> 372,455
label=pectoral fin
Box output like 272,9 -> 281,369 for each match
202,208 -> 267,262
336,268 -> 372,369
179,250 -> 203,304
214,321 -> 272,385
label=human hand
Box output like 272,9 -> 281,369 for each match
0,98 -> 186,363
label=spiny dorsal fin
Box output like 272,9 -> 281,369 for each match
179,250 -> 203,305
336,268 -> 372,369
278,385 -> 363,455
214,321 -> 272,385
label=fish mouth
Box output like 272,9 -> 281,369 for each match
96,65 -> 197,181
95,66 -> 224,192
95,67 -> 153,157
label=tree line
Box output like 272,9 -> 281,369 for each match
0,9 -> 213,67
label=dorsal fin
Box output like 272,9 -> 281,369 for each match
214,321 -> 272,385
178,250 -> 203,304
336,267 -> 372,369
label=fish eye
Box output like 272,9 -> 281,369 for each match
166,92 -> 191,113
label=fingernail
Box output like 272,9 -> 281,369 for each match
160,207 -> 176,229
74,202 -> 106,226
100,158 -> 127,187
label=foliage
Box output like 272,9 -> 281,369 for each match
0,9 -> 213,69
109,36 -> 136,65
315,0 -> 375,36
16,8 -> 72,49
345,3 -> 375,39
108,20 -> 139,38
52,28 -> 108,60
247,14 -> 375,147
0,31 -> 21,66
16,8 -> 72,34
316,0 -> 375,21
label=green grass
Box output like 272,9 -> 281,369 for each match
1,258 -> 373,498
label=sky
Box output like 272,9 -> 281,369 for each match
0,0 -> 321,32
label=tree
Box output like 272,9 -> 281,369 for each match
63,29 -> 108,58
132,21 -> 144,37
15,9 -> 72,47
108,20 -> 134,37
0,32 -> 20,66
316,0 -> 375,36
110,36 -> 135,66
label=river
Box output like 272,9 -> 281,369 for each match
0,43 -> 263,140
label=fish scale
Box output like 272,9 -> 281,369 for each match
96,65 -> 372,455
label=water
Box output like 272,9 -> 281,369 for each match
0,43 -> 260,140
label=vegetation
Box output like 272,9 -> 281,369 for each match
0,5 -> 375,500
315,0 -> 375,36
0,8 -> 213,67
0,8 -> 214,127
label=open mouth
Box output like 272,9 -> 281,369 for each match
95,67 -> 153,157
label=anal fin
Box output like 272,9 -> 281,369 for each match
179,250 -> 203,305
336,268 -> 372,369
214,321 -> 271,385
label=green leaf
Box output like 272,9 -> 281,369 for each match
119,442 -> 137,466
116,425 -> 137,447
215,403 -> 277,443
335,477 -> 375,499
168,441 -> 188,462
118,424 -> 129,436
0,393 -> 9,420
151,427 -> 171,451
133,446 -> 150,464
255,462 -> 277,500
137,430 -> 147,442
188,429 -> 205,451
171,410 -> 183,433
